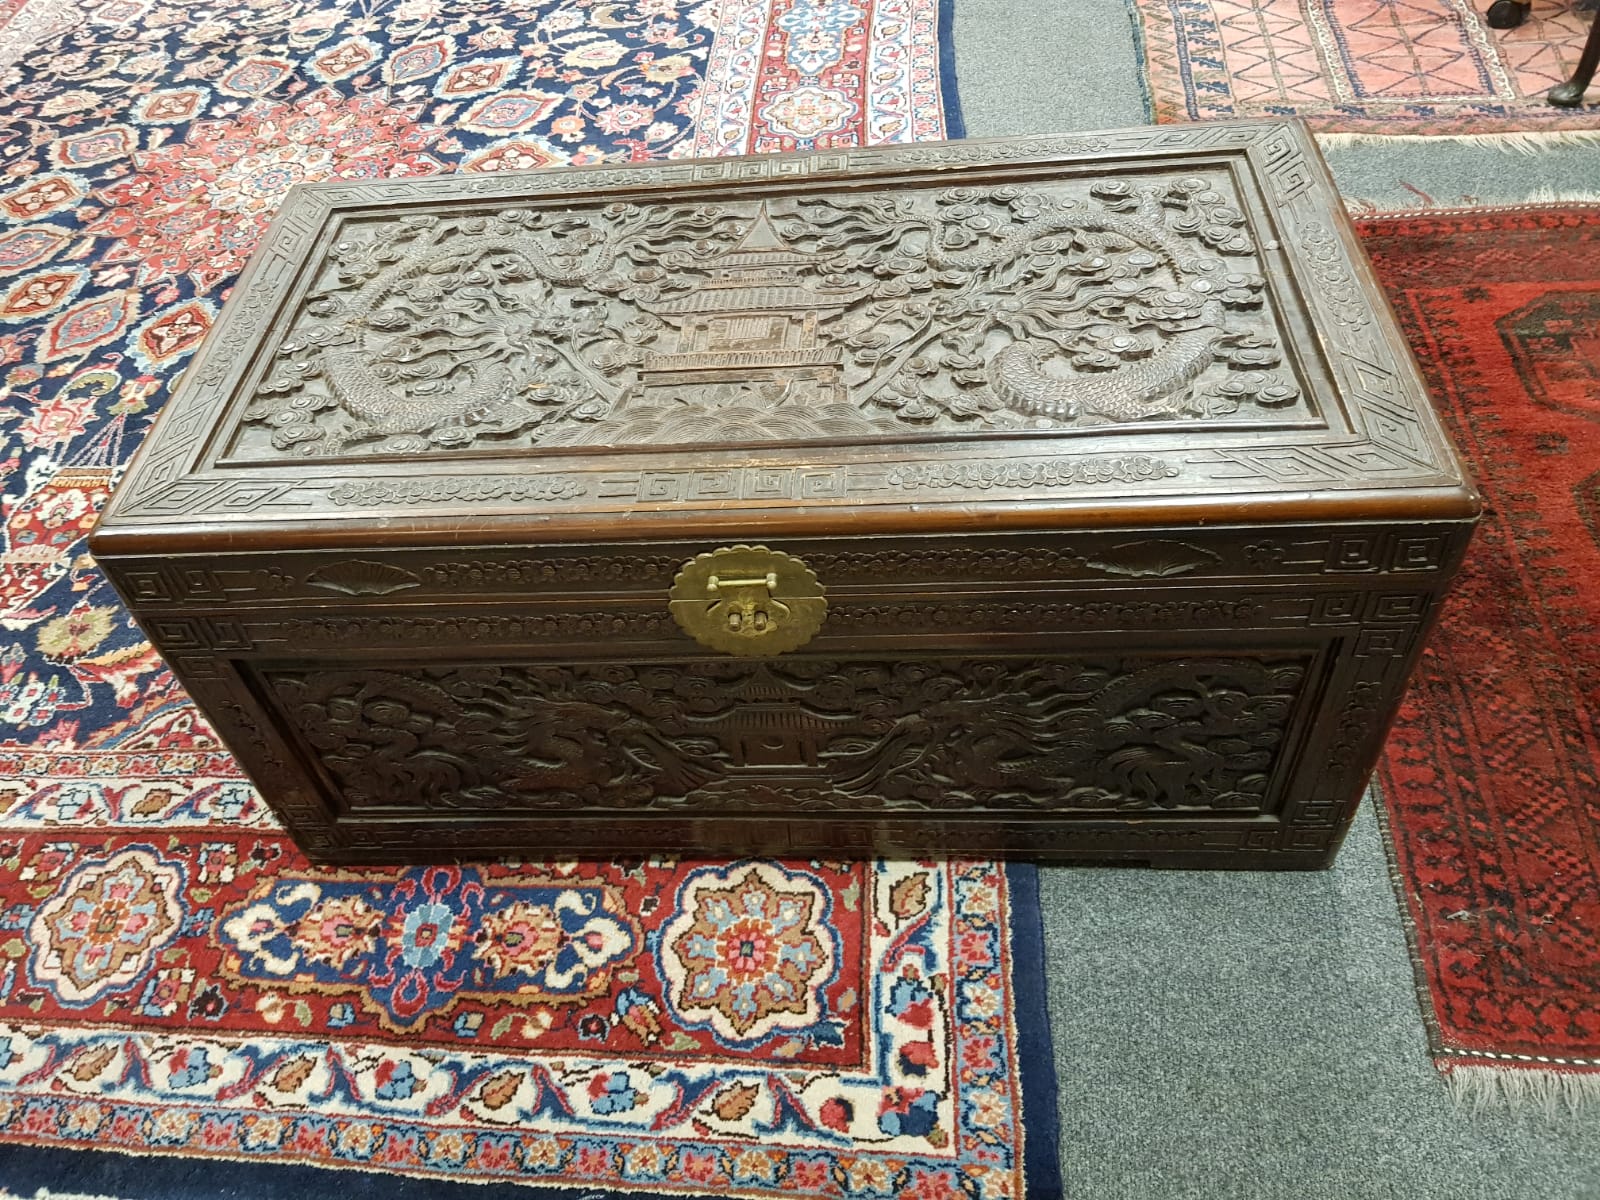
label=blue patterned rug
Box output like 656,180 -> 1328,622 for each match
0,1 -> 1070,1196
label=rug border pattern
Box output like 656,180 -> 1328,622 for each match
0,862 -> 1056,1198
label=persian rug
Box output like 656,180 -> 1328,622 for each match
1131,0 -> 1600,134
0,2 -> 1070,1196
1362,204 -> 1600,1105
0,837 -> 1056,1197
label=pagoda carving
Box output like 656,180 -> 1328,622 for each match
685,666 -> 854,773
635,206 -> 871,410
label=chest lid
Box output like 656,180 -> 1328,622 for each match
96,120 -> 1476,554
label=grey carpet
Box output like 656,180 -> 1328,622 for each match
1318,141 -> 1600,211
1042,801 -> 1600,1199
952,0 -> 1151,135
950,3 -> 1600,1195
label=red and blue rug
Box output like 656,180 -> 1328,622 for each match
0,2 -> 1067,1196
0,833 -> 1056,1197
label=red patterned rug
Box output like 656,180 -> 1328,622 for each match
0,3 -> 1072,1197
1133,0 -> 1600,134
0,829 -> 1055,1197
1362,205 -> 1600,1099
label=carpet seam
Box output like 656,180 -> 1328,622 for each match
1122,0 -> 1158,124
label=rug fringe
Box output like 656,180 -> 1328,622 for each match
1344,191 -> 1600,216
1518,185 -> 1600,205
1316,129 -> 1600,156
1445,1063 -> 1600,1116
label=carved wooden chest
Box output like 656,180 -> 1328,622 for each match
92,120 -> 1478,868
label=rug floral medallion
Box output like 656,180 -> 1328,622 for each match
0,755 -> 1041,1194
0,1 -> 1067,1195
1131,0 -> 1600,133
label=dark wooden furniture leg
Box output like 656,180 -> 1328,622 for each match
1550,2 -> 1600,105
1486,0 -> 1531,27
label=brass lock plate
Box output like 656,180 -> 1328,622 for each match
669,544 -> 827,656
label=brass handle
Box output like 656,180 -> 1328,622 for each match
669,545 -> 827,656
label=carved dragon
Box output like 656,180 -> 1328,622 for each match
987,300 -> 1226,421
926,195 -> 1206,276
821,658 -> 1299,809
321,347 -> 516,439
918,193 -> 1236,423
318,230 -> 631,442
